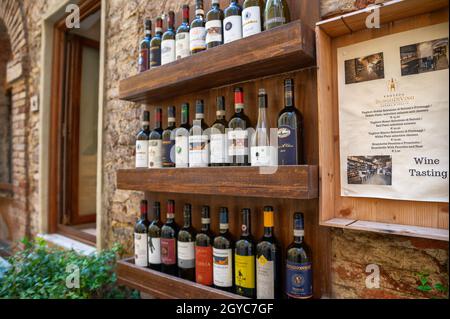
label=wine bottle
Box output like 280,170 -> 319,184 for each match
278,79 -> 304,165
213,207 -> 234,292
161,200 -> 179,276
175,103 -> 191,168
210,96 -> 229,166
251,88 -> 273,167
190,0 -> 207,54
176,5 -> 191,60
206,0 -> 224,49
134,200 -> 150,268
189,100 -> 210,168
148,202 -> 163,271
138,19 -> 152,72
235,208 -> 256,298
242,0 -> 264,38
162,106 -> 176,168
264,0 -> 290,30
195,206 -> 214,286
148,108 -> 163,168
223,0 -> 243,44
178,204 -> 196,281
161,11 -> 176,65
150,17 -> 163,68
136,110 -> 150,169
256,206 -> 280,299
228,88 -> 252,166
286,212 -> 313,299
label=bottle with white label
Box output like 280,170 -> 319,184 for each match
178,204 -> 196,281
148,202 -> 163,271
175,103 -> 191,168
256,206 -> 280,299
251,88 -> 274,167
224,0 -> 243,44
148,108 -> 163,168
161,11 -> 176,65
134,200 -> 150,268
242,0 -> 263,38
206,0 -> 224,49
135,111 -> 150,168
190,0 -> 207,54
213,208 -> 234,292
189,100 -> 210,168
210,96 -> 229,166
176,5 -> 190,60
150,17 -> 163,68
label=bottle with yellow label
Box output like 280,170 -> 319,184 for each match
235,208 -> 256,298
256,206 -> 280,299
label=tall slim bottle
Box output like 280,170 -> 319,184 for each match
161,11 -> 176,65
206,0 -> 224,49
189,100 -> 210,168
242,0 -> 264,38
210,97 -> 229,166
190,0 -> 207,54
161,200 -> 179,276
175,103 -> 191,168
264,0 -> 290,30
213,208 -> 234,292
223,0 -> 243,44
150,17 -> 163,68
251,88 -> 273,167
178,204 -> 196,281
162,106 -> 176,168
134,200 -> 150,268
135,111 -> 150,168
148,202 -> 163,271
148,108 -> 163,168
176,5 -> 191,60
195,206 -> 214,286
138,19 -> 152,72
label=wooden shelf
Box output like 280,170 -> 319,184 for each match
117,166 -> 318,200
317,0 -> 449,38
322,218 -> 449,241
119,20 -> 315,104
117,258 -> 246,299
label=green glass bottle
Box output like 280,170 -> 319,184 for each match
264,0 -> 290,30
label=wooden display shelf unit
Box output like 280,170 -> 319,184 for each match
117,258 -> 247,299
119,19 -> 315,104
117,166 -> 319,200
317,0 -> 449,241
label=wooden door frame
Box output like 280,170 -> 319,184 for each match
48,0 -> 101,238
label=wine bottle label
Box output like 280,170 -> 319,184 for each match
213,248 -> 233,287
150,46 -> 161,67
176,32 -> 190,59
210,134 -> 229,164
256,255 -> 275,299
251,146 -> 271,167
223,15 -> 243,44
148,140 -> 162,168
265,16 -> 286,28
178,241 -> 195,269
161,39 -> 176,65
190,26 -> 206,52
189,135 -> 209,167
286,261 -> 313,299
205,20 -> 223,45
161,238 -> 176,265
135,140 -> 149,168
196,246 -> 213,286
148,237 -> 161,264
162,139 -> 175,166
242,6 -> 262,38
294,229 -> 305,237
138,48 -> 149,72
228,130 -> 249,156
235,254 -> 255,289
134,233 -> 148,267
278,125 -> 298,165
175,133 -> 189,167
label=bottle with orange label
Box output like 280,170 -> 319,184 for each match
195,206 -> 214,286
235,208 -> 255,298
256,206 -> 280,299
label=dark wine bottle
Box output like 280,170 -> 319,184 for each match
176,5 -> 191,60
228,88 -> 252,166
256,206 -> 280,299
134,200 -> 150,267
161,200 -> 179,276
235,208 -> 256,298
135,111 -> 150,169
150,17 -> 163,68
195,206 -> 214,286
206,0 -> 224,49
190,0 -> 207,54
175,103 -> 191,168
161,11 -> 176,65
178,204 -> 196,281
148,108 -> 163,168
148,202 -> 163,271
162,106 -> 176,168
210,96 -> 229,166
286,212 -> 313,299
138,19 -> 152,72
213,207 -> 234,292
278,79 -> 304,165
189,100 -> 210,168
223,0 -> 243,44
